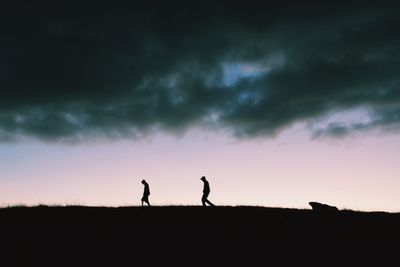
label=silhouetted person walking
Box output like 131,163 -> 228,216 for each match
141,179 -> 150,206
200,176 -> 215,206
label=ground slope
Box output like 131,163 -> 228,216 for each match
1,206 -> 399,266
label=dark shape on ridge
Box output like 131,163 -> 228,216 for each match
309,202 -> 339,213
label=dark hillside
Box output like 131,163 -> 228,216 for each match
1,206 -> 399,266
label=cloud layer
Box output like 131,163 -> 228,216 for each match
1,1 -> 400,141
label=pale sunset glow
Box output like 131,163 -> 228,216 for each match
1,125 -> 399,211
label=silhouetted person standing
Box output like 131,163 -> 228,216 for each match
200,176 -> 215,206
141,179 -> 150,206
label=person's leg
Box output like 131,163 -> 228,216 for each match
205,199 -> 215,206
201,195 -> 207,206
143,196 -> 149,206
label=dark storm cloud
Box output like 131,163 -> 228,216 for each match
1,0 -> 400,141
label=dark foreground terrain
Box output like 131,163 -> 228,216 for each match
1,206 -> 399,266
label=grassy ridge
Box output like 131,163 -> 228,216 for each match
1,206 -> 399,266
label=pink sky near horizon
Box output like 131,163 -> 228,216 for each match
1,124 -> 399,212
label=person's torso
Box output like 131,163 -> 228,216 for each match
144,185 -> 150,195
203,181 -> 210,193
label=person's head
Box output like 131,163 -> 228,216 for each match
200,176 -> 206,181
141,179 -> 146,185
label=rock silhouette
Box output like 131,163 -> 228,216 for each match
309,202 -> 339,213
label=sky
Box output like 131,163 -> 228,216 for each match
1,1 -> 400,211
